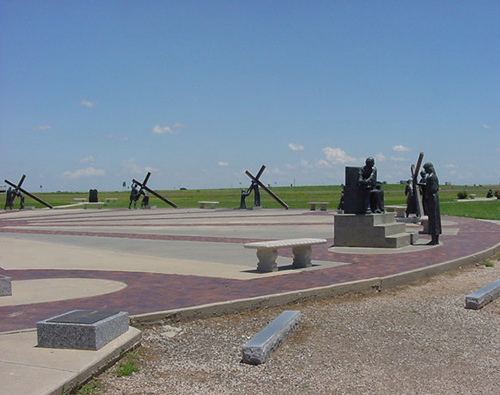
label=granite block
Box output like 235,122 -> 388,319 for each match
242,310 -> 301,365
0,275 -> 12,296
37,310 -> 129,350
465,279 -> 500,310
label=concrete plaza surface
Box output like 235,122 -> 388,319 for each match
1,207 -> 500,394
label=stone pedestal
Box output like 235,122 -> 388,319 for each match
334,213 -> 413,248
37,310 -> 129,350
0,275 -> 12,296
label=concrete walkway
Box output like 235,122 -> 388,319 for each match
1,208 -> 499,395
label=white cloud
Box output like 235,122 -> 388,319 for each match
322,147 -> 357,164
121,158 -> 158,175
153,123 -> 184,135
268,167 -> 285,175
32,125 -> 52,131
62,166 -> 105,179
79,156 -> 95,165
482,123 -> 491,129
218,161 -> 229,167
445,164 -> 457,168
392,145 -> 409,152
375,153 -> 386,162
80,100 -> 95,108
315,159 -> 332,168
300,159 -> 313,168
289,143 -> 304,151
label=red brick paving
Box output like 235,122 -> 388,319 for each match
1,210 -> 499,332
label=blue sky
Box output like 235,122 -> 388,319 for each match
1,1 -> 499,192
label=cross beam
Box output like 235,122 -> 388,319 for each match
245,166 -> 289,210
411,152 -> 425,218
132,172 -> 177,208
4,175 -> 53,209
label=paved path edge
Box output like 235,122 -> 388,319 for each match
130,241 -> 500,327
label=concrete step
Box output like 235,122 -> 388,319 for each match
385,232 -> 413,248
374,222 -> 407,237
372,212 -> 398,225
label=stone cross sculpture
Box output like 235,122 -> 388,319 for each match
131,172 -> 178,208
409,152 -> 425,218
4,174 -> 53,209
239,165 -> 289,209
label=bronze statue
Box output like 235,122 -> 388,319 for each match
358,157 -> 377,214
4,187 -> 24,209
140,190 -> 149,208
405,179 -> 417,217
418,170 -> 427,215
129,183 -> 140,209
422,162 -> 442,245
4,187 -> 14,209
371,182 -> 385,214
238,180 -> 261,209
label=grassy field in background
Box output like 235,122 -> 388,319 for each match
0,184 -> 499,220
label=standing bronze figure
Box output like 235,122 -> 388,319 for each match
421,162 -> 442,245
404,179 -> 417,217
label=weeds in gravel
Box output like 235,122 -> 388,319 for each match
73,378 -> 101,394
479,260 -> 495,267
116,350 -> 140,377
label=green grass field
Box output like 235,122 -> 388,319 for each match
1,184 -> 499,220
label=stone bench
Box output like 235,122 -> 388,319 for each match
465,279 -> 500,309
242,310 -> 301,365
83,202 -> 105,209
308,202 -> 329,211
244,238 -> 327,272
198,201 -> 219,209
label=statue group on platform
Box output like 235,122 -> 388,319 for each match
129,182 -> 149,209
239,180 -> 261,209
342,157 -> 385,215
4,187 -> 25,210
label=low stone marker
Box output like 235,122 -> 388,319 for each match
0,275 -> 12,296
465,279 -> 500,310
37,310 -> 129,350
242,310 -> 301,365
198,201 -> 219,209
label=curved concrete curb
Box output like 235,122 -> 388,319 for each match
131,241 -> 500,327
0,327 -> 141,395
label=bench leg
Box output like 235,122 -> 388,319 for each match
320,204 -> 327,211
292,245 -> 312,268
309,204 -> 316,211
256,249 -> 278,272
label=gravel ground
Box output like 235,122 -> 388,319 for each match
93,259 -> 500,395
